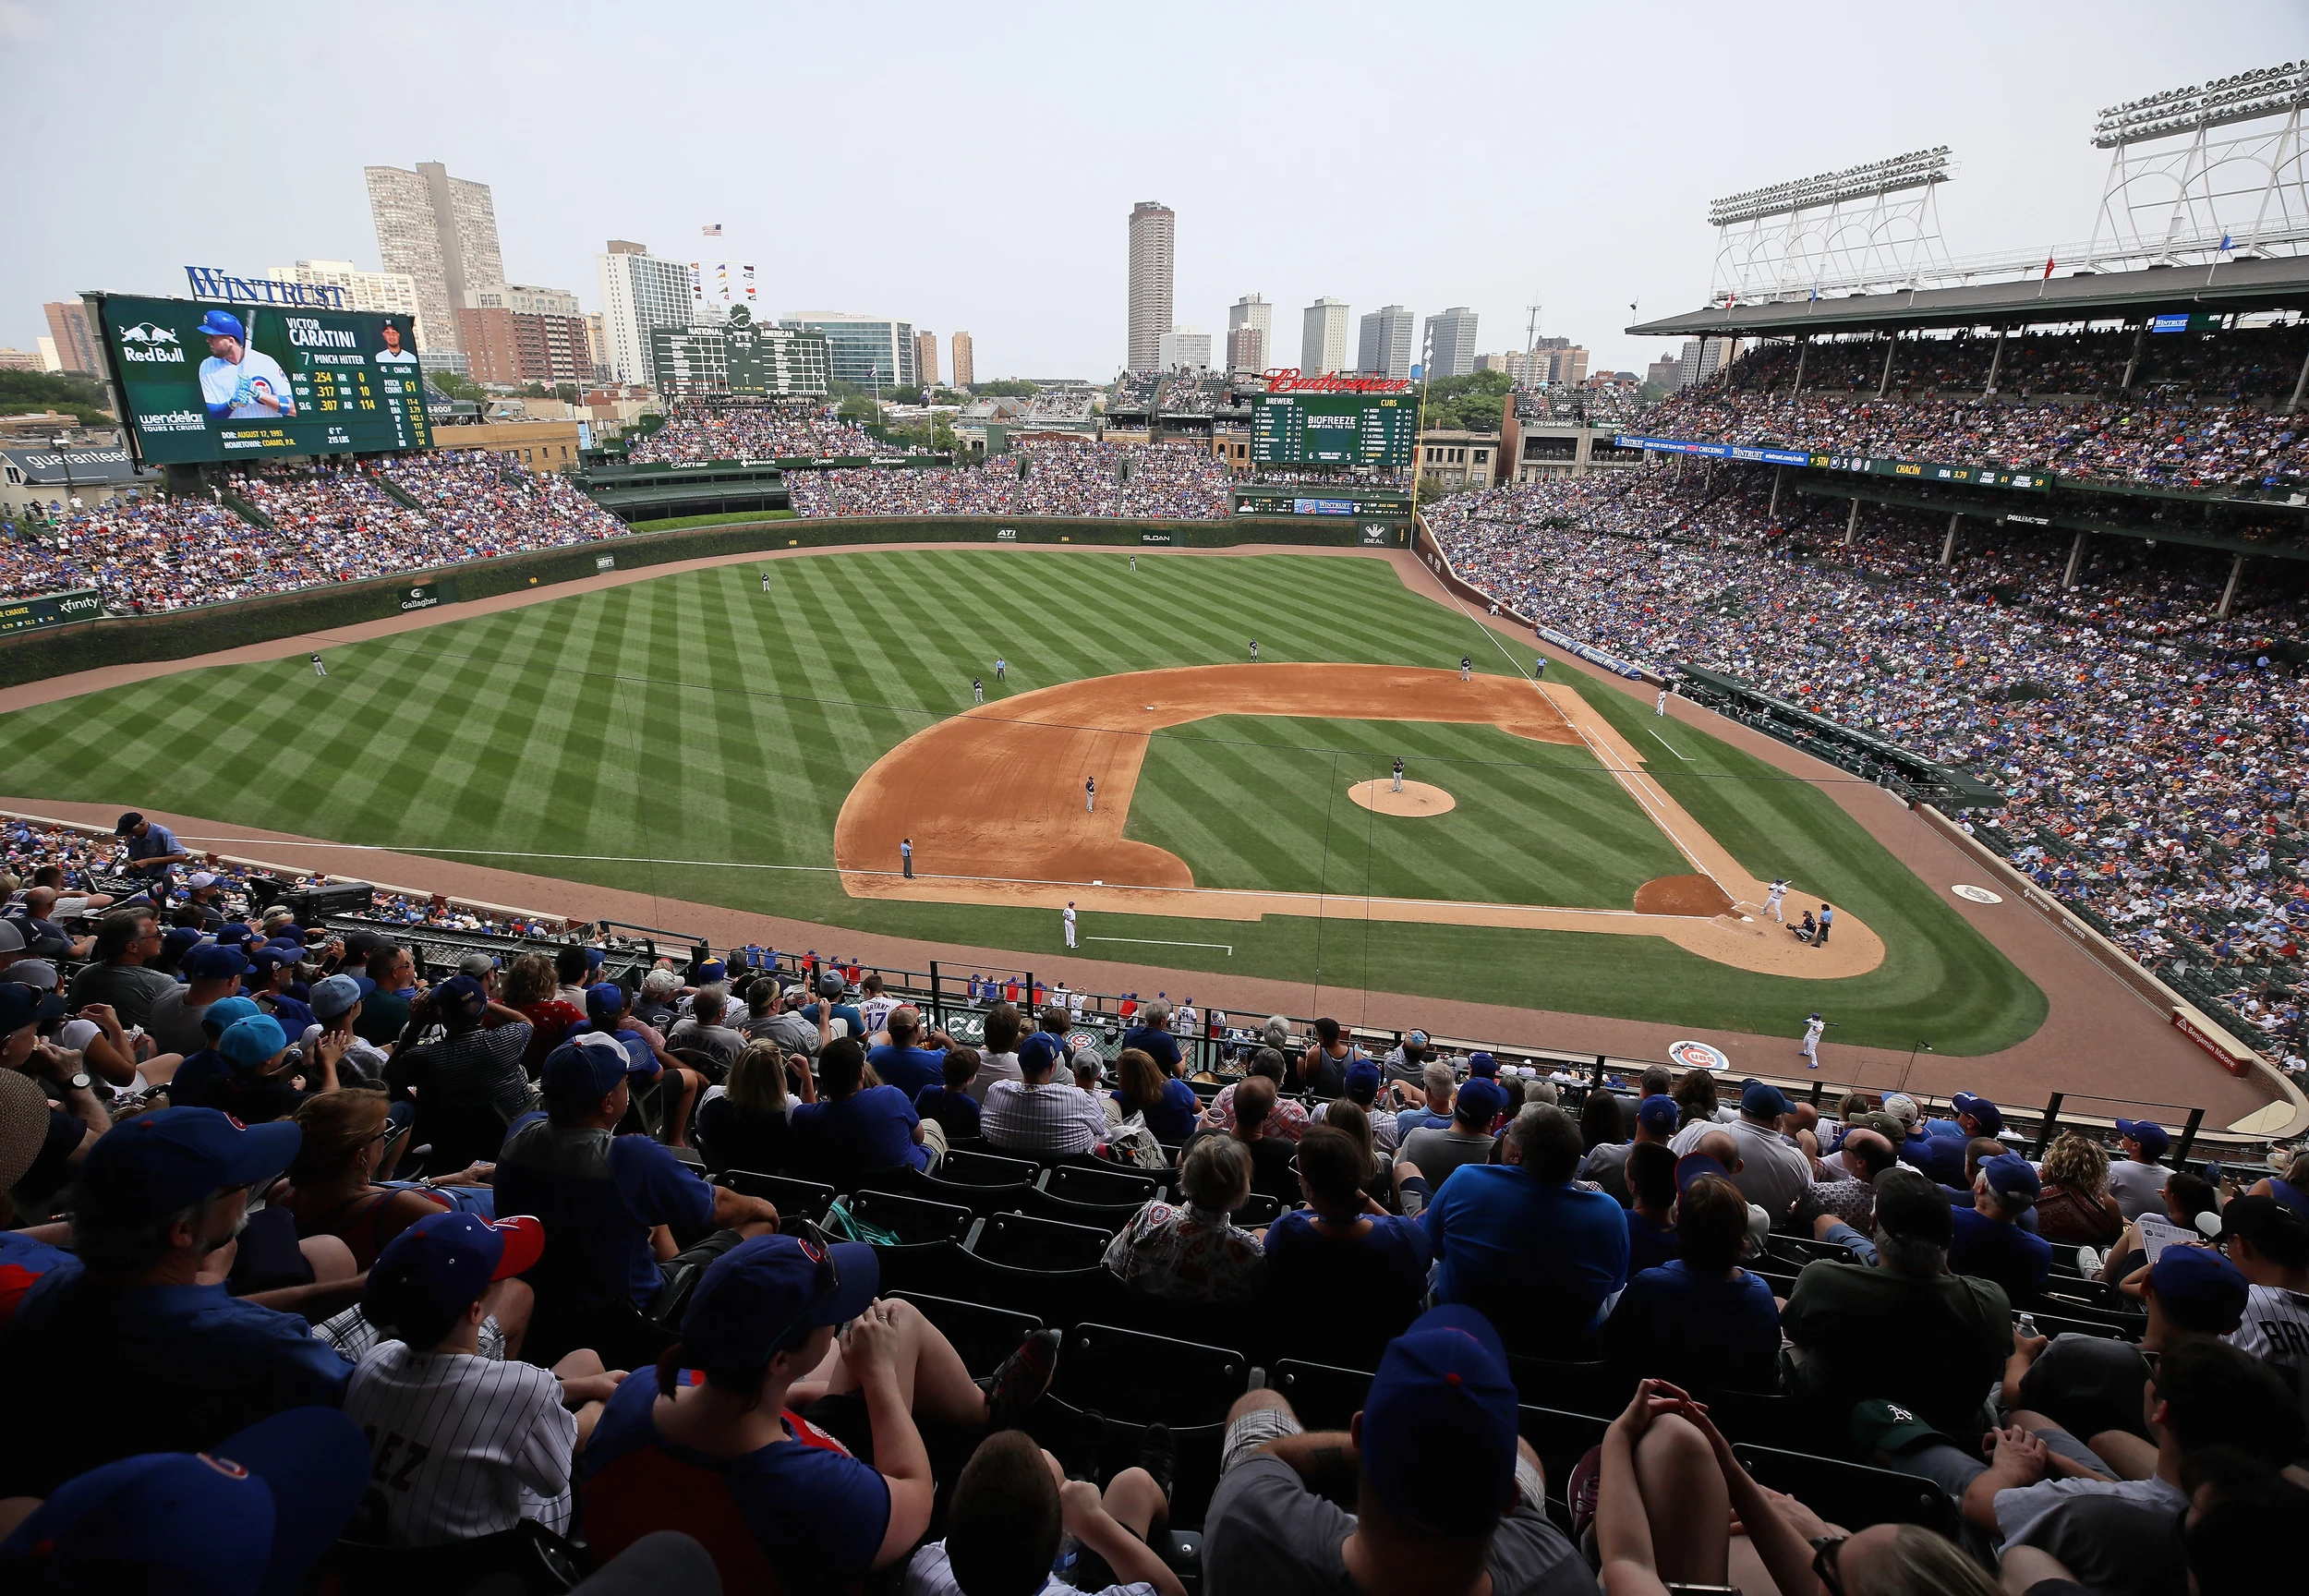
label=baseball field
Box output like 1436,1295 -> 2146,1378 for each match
0,547 -> 2048,1053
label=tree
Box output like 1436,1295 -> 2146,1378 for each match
972,379 -> 1042,398
837,395 -> 879,425
1418,369 -> 1514,433
427,371 -> 486,403
0,369 -> 113,426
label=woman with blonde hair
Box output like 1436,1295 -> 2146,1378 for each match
279,1088 -> 492,1268
1101,1134 -> 1265,1301
2034,1131 -> 2123,1247
696,1038 -> 816,1174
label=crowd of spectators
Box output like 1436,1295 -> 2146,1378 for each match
1430,465 -> 2309,1062
788,440 -> 1234,520
0,452 -> 625,614
1643,323 -> 2309,493
624,405 -> 901,465
3,870 -> 2302,1593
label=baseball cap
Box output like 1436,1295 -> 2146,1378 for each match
161,926 -> 205,962
1344,1060 -> 1382,1098
1675,1152 -> 1732,1195
0,920 -> 22,955
1361,1305 -> 1521,1535
2116,1118 -> 2171,1155
0,1406 -> 369,1596
1020,1032 -> 1065,1074
6,958 -> 58,992
1872,1167 -> 1954,1246
695,960 -> 727,985
308,973 -> 362,1022
456,951 -> 500,979
433,973 -> 490,1024
1467,1051 -> 1499,1078
362,1211 -> 546,1349
217,1014 -> 289,1070
1952,1092 -> 2004,1134
214,923 -> 260,949
0,983 -> 64,1034
201,995 -> 263,1035
2215,1194 -> 2309,1264
1981,1153 -> 2041,1207
114,811 -> 144,833
195,309 -> 246,341
1637,1094 -> 1679,1135
1882,1093 -> 1921,1128
0,1070 -> 53,1191
76,1106 -> 301,1219
1406,1030 -> 1430,1048
583,946 -> 606,969
585,981 -> 629,1022
187,870 -> 218,889
243,947 -> 304,978
1455,1076 -> 1505,1123
541,1032 -> 656,1112
187,943 -> 251,980
1741,1082 -> 1789,1119
682,1232 -> 879,1375
1852,1109 -> 1907,1143
1848,1398 -> 1951,1457
816,969 -> 845,998
2146,1246 -> 2248,1334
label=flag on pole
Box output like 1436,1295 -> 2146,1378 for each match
2218,232 -> 2233,254
702,224 -> 723,237
2042,252 -> 2056,280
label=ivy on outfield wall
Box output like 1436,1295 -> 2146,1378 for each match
0,517 -> 1383,690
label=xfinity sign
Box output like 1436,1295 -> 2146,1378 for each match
184,266 -> 351,310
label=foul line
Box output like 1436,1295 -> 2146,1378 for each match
1084,935 -> 1234,955
1648,728 -> 1695,762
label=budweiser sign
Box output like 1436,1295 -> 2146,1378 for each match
1260,368 -> 1414,394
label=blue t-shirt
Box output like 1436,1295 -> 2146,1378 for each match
800,1001 -> 867,1042
792,1086 -> 927,1172
914,1085 -> 982,1141
1424,1166 -> 1630,1345
1948,1206 -> 2052,1297
1115,1077 -> 1201,1143
0,1267 -> 353,1496
1605,1260 -> 1783,1391
1395,1106 -> 1451,1135
1626,1208 -> 1679,1274
493,1115 -> 719,1306
1120,1026 -> 1182,1071
581,1374 -> 890,1590
1262,1210 -> 1433,1310
867,1044 -> 947,1098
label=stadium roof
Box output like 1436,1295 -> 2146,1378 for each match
1627,254 -> 2309,340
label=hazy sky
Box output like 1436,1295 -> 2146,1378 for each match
3,1 -> 2295,379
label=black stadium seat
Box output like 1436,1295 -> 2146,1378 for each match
1043,1163 -> 1162,1207
941,1148 -> 1043,1187
889,1290 -> 1046,1378
1269,1359 -> 1375,1432
325,1520 -> 582,1595
949,1213 -> 1127,1325
845,1188 -> 975,1294
1508,1355 -> 1630,1419
721,1169 -> 836,1225
1057,1324 -> 1249,1426
1733,1444 -> 1962,1537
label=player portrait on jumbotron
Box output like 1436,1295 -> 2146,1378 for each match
196,308 -> 296,421
373,318 -> 418,366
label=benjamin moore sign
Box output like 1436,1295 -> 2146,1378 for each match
0,588 -> 104,635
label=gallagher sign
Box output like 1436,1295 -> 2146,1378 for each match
1260,368 -> 1414,394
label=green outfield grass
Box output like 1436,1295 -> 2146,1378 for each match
1124,714 -> 1684,908
0,548 -> 2046,1052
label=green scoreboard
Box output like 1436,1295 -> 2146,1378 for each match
94,294 -> 432,465
1250,392 -> 1416,467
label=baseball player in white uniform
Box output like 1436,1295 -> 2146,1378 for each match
1799,1012 -> 1826,1067
344,1213 -> 621,1545
310,653 -> 328,677
1177,998 -> 1200,1038
1656,686 -> 1669,716
1250,639 -> 1259,661
1460,655 -> 1473,682
1764,878 -> 1788,923
196,310 -> 296,420
1063,901 -> 1078,948
973,677 -> 985,703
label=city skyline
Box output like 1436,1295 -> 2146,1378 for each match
0,4 -> 2291,381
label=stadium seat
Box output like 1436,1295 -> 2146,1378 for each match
1232,1193 -> 1285,1227
325,1520 -> 582,1595
942,1148 -> 1043,1187
1733,1445 -> 1962,1537
888,1289 -> 1045,1377
1019,1184 -> 1142,1233
2027,1276 -> 2136,1316
721,1169 -> 837,1225
1698,1386 -> 1807,1451
844,1188 -> 975,1295
1517,1404 -> 1611,1515
1057,1324 -> 1249,1426
905,1162 -> 1036,1218
1766,1234 -> 1856,1270
1269,1359 -> 1375,1432
1508,1355 -> 1631,1418
1042,1163 -> 1162,1207
949,1213 -> 1128,1325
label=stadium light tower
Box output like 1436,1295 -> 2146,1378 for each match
2084,59 -> 2309,270
1708,148 -> 1955,304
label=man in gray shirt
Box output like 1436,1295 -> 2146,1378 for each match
666,989 -> 748,1075
145,943 -> 253,1057
63,910 -> 178,1031
1398,1078 -> 1506,1205
741,979 -> 823,1058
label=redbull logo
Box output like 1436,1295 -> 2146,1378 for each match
115,322 -> 186,363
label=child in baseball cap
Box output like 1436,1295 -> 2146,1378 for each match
361,1210 -> 547,1351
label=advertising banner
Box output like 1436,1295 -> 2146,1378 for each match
1612,435 -> 2049,491
0,588 -> 104,635
1533,621 -> 1649,681
1139,530 -> 1175,544
396,580 -> 456,612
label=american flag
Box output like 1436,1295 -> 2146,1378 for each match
702,224 -> 723,237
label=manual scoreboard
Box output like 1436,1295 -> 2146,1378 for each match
93,293 -> 432,465
1250,392 -> 1416,467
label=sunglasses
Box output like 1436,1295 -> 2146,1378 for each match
1810,1535 -> 1849,1596
760,1218 -> 841,1355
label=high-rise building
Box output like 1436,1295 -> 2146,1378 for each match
1227,295 -> 1272,361
596,241 -> 692,386
455,304 -> 594,388
1358,305 -> 1415,381
260,261 -> 428,349
1126,201 -> 1175,374
465,283 -> 581,318
364,163 -> 505,357
951,331 -> 974,388
1300,297 -> 1349,376
585,313 -> 610,381
1547,346 -> 1590,387
0,348 -> 40,372
1157,329 -> 1212,371
779,313 -> 917,387
1227,324 -> 1265,375
42,302 -> 100,374
915,331 -> 940,390
1421,308 -> 1479,381
1676,337 -> 1740,389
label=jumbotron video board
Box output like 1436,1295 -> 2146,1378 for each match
1250,392 -> 1416,467
92,294 -> 433,465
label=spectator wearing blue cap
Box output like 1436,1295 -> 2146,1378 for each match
299,971 -> 392,1086
1605,1171 -> 1782,1394
384,973 -> 538,1133
63,908 -> 176,1030
1579,1094 -> 1678,1204
1424,1106 -> 1629,1354
1947,1154 -> 2052,1297
583,981 -> 700,1151
170,1013 -> 346,1124
1202,1303 -> 1585,1596
1397,1075 -> 1505,1197
1710,1082 -> 1813,1221
981,1032 -> 1106,1160
494,1034 -> 779,1313
145,940 -> 250,1057
1335,1058 -> 1400,1155
0,1406 -> 371,1593
0,1107 -> 356,1495
242,945 -> 318,1037
2108,1119 -> 2174,1220
580,1232 -> 1061,1588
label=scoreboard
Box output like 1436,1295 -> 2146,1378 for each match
94,294 -> 432,466
1250,392 -> 1416,467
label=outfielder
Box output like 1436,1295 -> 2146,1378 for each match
1656,686 -> 1669,716
1249,638 -> 1259,661
1460,655 -> 1472,682
973,677 -> 985,704
1085,775 -> 1095,813
1064,901 -> 1077,948
310,653 -> 327,678
1764,878 -> 1788,922
1130,553 -> 1138,573
761,570 -> 771,594
1799,1011 -> 1825,1067
1392,755 -> 1405,793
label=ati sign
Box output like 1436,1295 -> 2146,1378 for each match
397,581 -> 454,612
1139,530 -> 1174,545
0,588 -> 104,635
995,527 -> 1019,540
595,553 -> 616,571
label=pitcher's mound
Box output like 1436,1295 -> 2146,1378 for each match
1634,873 -> 1735,917
1348,780 -> 1456,817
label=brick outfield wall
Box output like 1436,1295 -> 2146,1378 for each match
0,515 -> 1371,689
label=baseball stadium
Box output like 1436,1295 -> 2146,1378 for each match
4,33 -> 2309,1596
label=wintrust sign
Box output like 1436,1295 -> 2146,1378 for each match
184,266 -> 350,310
